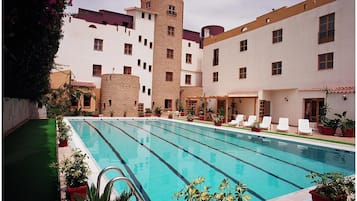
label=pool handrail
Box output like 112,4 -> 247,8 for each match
97,166 -> 145,201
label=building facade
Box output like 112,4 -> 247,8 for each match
54,0 -> 354,124
202,0 -> 355,125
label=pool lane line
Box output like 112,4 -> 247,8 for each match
128,121 -> 305,190
84,121 -> 151,201
92,121 -> 190,187
153,121 -> 318,174
107,121 -> 266,201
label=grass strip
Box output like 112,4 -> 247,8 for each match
3,119 -> 59,201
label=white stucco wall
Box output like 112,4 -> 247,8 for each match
201,0 -> 354,124
55,9 -> 155,108
181,39 -> 203,87
202,0 -> 354,96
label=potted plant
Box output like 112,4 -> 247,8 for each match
51,149 -> 90,201
57,116 -> 70,147
187,114 -> 194,122
154,107 -> 162,117
218,107 -> 226,123
138,111 -> 144,117
306,172 -> 355,201
199,110 -> 205,120
145,108 -> 152,117
335,111 -> 355,137
76,183 -> 133,201
320,117 -> 340,135
251,121 -> 261,132
213,116 -> 222,126
109,110 -> 114,117
174,177 -> 251,201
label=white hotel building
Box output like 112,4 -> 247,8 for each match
54,0 -> 354,126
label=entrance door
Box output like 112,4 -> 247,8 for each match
304,98 -> 324,122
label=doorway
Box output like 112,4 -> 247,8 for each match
304,98 -> 324,122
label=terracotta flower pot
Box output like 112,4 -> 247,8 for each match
59,139 -> 68,147
322,127 -> 335,135
215,122 -> 221,126
251,127 -> 261,132
309,189 -> 344,201
342,128 -> 355,137
67,185 -> 87,201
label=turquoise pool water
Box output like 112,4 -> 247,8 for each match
68,119 -> 355,201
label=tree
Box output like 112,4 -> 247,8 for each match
3,0 -> 68,101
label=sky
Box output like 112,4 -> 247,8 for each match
66,0 -> 303,32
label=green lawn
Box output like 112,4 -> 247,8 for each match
4,119 -> 59,201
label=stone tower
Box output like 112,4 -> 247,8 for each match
141,0 -> 183,111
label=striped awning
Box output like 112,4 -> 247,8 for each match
329,86 -> 355,94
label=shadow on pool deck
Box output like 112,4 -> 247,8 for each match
3,119 -> 60,201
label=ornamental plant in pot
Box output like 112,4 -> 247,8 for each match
144,108 -> 152,117
57,116 -> 70,147
335,111 -> 355,137
187,114 -> 194,122
251,121 -> 261,132
306,172 -> 355,201
320,117 -> 340,136
51,149 -> 90,201
154,107 -> 162,117
174,176 -> 251,201
213,116 -> 223,126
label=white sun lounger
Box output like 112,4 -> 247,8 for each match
298,119 -> 313,135
276,117 -> 289,132
260,116 -> 272,130
228,114 -> 244,126
243,115 -> 256,127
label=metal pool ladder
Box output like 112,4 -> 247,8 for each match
97,166 -> 145,201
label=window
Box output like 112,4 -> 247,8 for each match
167,49 -> 174,59
240,40 -> 247,52
272,29 -> 283,43
167,5 -> 176,16
185,74 -> 191,85
83,94 -> 91,107
168,26 -> 175,36
149,42 -> 153,49
149,65 -> 152,72
141,12 -> 145,18
318,52 -> 333,70
94,38 -> 103,51
108,100 -> 112,106
166,72 -> 173,81
213,48 -> 219,66
92,64 -> 102,77
188,42 -> 191,47
124,43 -> 132,55
186,54 -> 192,64
142,85 -> 146,93
213,72 -> 218,82
145,1 -> 151,9
143,62 -> 146,70
272,61 -> 282,75
319,13 -> 335,44
138,35 -> 142,42
137,59 -> 141,66
144,39 -> 147,46
165,99 -> 172,110
239,67 -> 247,79
123,66 -> 132,74
148,14 -> 151,20
148,88 -> 151,96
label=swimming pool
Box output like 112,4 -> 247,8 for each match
67,118 -> 355,201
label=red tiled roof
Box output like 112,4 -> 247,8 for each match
329,86 -> 355,94
299,86 -> 355,94
71,81 -> 96,88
